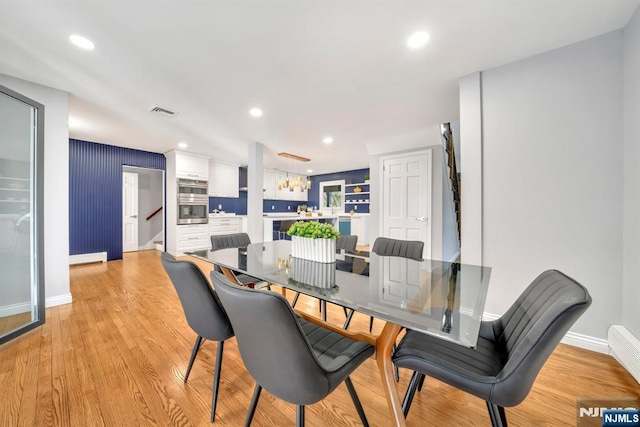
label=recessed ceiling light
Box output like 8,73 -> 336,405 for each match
407,31 -> 429,50
69,34 -> 95,50
307,169 -> 313,174
322,136 -> 333,144
178,142 -> 188,149
249,108 -> 263,117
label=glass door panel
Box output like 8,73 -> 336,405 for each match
0,84 -> 44,343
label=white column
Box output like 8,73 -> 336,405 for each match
459,72 -> 483,266
247,142 -> 264,243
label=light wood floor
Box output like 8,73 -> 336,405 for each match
1,250 -> 638,426
0,312 -> 31,336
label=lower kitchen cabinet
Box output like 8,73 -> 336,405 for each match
176,224 -> 208,251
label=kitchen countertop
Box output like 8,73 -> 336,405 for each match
263,213 -> 340,220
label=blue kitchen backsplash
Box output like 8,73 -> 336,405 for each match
208,192 -> 307,215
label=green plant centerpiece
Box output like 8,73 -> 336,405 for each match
287,221 -> 339,263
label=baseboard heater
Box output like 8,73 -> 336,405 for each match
608,325 -> 640,384
69,252 -> 107,265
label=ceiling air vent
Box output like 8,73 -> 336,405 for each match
148,106 -> 178,117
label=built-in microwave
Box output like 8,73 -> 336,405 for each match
177,179 -> 209,224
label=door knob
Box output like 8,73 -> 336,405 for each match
131,215 -> 138,218
416,216 -> 426,222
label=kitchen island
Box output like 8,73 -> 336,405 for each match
263,213 -> 339,242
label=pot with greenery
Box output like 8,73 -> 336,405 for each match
287,221 -> 340,263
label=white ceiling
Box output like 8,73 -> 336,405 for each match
0,0 -> 637,174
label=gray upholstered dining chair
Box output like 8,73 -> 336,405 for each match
210,270 -> 374,427
337,234 -> 358,252
210,232 -> 267,289
392,269 -> 592,427
210,232 -> 251,251
277,219 -> 296,240
343,237 -> 424,332
160,253 -> 234,423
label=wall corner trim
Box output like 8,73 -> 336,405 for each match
45,293 -> 72,308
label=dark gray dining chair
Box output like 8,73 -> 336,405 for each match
277,219 -> 296,240
160,253 -> 234,423
337,234 -> 358,252
210,232 -> 251,251
343,237 -> 424,331
210,271 -> 374,427
393,269 -> 592,426
291,234 -> 359,317
210,232 -> 267,289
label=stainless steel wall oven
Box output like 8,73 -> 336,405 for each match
177,179 -> 208,224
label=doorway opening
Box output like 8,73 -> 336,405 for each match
122,166 -> 164,253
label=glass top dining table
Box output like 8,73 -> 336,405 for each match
188,240 -> 491,348
188,240 -> 492,426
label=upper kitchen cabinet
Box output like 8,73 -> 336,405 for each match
263,169 -> 308,201
263,169 -> 278,199
175,151 -> 209,180
208,161 -> 239,198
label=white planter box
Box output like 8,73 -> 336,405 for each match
290,236 -> 336,263
288,257 -> 336,289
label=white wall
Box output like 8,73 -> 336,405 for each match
623,6 -> 640,338
477,31 -> 623,342
0,74 -> 71,307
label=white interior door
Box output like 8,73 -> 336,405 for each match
381,150 -> 432,257
123,172 -> 139,252
380,150 -> 432,302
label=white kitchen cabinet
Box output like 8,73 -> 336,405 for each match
209,216 -> 243,237
263,169 -> 308,202
175,152 -> 209,180
263,170 -> 278,199
208,161 -> 239,197
176,224 -> 208,251
350,215 -> 370,245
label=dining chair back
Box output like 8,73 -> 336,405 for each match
160,253 -> 234,422
211,232 -> 252,251
393,269 -> 592,426
371,237 -> 424,261
210,270 -> 374,426
343,237 -> 425,332
336,234 -> 358,252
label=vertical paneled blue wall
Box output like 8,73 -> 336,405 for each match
69,139 -> 166,261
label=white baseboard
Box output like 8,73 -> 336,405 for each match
482,311 -> 610,354
69,252 -> 107,265
0,301 -> 31,317
562,331 -> 610,354
0,293 -> 72,316
45,293 -> 72,308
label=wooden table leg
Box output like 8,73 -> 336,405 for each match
376,322 -> 406,427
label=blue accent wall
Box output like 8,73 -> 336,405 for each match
69,139 -> 166,261
308,168 -> 370,213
